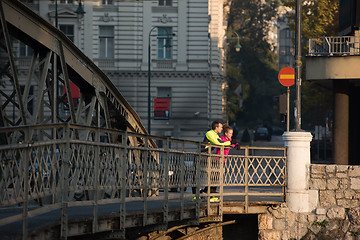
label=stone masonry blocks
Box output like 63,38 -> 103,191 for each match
258,165 -> 360,239
350,178 -> 360,190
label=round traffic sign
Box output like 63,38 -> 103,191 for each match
278,67 -> 295,87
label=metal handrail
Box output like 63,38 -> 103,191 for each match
0,123 -> 286,238
308,36 -> 360,56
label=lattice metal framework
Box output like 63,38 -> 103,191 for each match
0,0 -> 152,147
0,1 -> 287,239
0,123 -> 286,239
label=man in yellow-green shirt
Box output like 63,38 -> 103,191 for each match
204,121 -> 232,148
202,121 -> 231,195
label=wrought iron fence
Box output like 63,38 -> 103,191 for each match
0,123 -> 286,238
308,36 -> 360,56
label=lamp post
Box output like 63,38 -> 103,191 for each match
294,0 -> 302,131
147,27 -> 174,134
55,0 -> 58,28
148,26 -> 157,135
226,31 -> 241,52
232,31 -> 241,52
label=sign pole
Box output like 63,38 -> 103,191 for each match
278,67 -> 295,131
287,87 -> 290,132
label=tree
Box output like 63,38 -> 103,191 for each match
282,0 -> 339,41
281,0 -> 339,129
226,0 -> 282,129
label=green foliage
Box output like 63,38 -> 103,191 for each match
352,231 -> 360,237
282,0 -> 339,40
312,220 -> 328,227
280,0 -> 339,130
226,0 -> 282,129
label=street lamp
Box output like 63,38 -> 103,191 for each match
226,31 -> 241,52
233,32 -> 241,52
75,0 -> 86,18
147,27 -> 173,134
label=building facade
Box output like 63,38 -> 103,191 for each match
21,0 -> 228,142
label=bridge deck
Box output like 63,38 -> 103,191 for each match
0,187 -> 283,239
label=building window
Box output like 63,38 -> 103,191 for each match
102,0 -> 113,4
59,24 -> 74,42
159,0 -> 172,6
19,42 -> 33,57
157,87 -> 171,98
279,28 -> 293,66
99,26 -> 114,59
157,27 -> 172,60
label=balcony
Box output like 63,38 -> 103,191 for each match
308,36 -> 360,56
306,36 -> 360,82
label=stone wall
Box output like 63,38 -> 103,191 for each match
258,164 -> 360,240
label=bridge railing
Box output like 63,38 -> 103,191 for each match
0,123 -> 286,238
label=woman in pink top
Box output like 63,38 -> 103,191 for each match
216,124 -> 239,162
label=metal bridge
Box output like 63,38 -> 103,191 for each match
0,0 -> 286,239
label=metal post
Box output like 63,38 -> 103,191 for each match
148,27 -> 157,135
55,0 -> 58,28
180,141 -> 185,220
244,147 -> 249,213
61,123 -> 70,239
22,128 -> 30,240
195,143 -> 201,222
294,0 -> 302,131
219,146 -> 224,219
147,38 -> 151,134
206,146 -> 211,214
163,138 -> 169,225
143,135 -> 148,226
119,131 -> 127,238
92,127 -> 100,233
286,87 -> 290,132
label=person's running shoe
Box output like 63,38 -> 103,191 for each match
192,196 -> 203,201
209,196 -> 219,202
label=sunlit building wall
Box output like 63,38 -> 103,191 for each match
20,0 -> 228,142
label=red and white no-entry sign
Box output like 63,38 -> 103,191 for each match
278,67 -> 295,87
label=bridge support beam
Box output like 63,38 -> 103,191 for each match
283,131 -> 317,213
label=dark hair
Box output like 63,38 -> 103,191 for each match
223,124 -> 233,133
211,120 -> 223,130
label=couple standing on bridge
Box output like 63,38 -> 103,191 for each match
193,120 -> 240,201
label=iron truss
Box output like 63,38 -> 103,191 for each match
0,0 -> 152,147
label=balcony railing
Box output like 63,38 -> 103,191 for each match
308,36 -> 360,56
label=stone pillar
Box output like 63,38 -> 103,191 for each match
334,80 -> 349,165
283,131 -> 315,212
